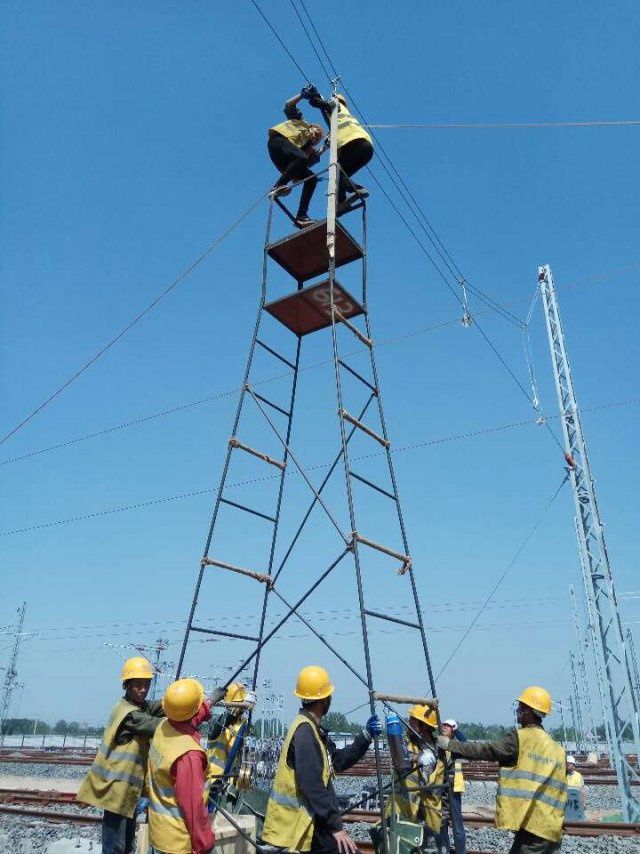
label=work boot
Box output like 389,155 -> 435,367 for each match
270,185 -> 291,199
294,215 -> 316,229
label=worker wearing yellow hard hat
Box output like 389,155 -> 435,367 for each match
437,686 -> 567,853
263,666 -> 382,854
148,678 -> 217,854
386,703 -> 444,846
304,86 -> 373,209
268,89 -> 326,229
207,681 -> 256,800
77,657 -> 164,854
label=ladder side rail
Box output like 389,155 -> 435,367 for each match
539,265 -> 640,819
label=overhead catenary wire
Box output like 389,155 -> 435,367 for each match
2,394 -> 636,538
0,190 -> 270,448
365,120 -> 640,130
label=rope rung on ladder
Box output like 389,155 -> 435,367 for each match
352,532 -> 412,575
332,306 -> 373,347
339,410 -> 389,447
201,557 -> 273,588
229,437 -> 285,470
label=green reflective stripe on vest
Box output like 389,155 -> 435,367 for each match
497,786 -> 567,812
97,743 -> 144,766
499,768 -> 567,793
269,788 -> 311,814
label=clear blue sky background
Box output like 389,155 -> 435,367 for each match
1,1 -> 639,730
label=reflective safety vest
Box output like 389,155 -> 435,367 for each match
567,770 -> 584,788
495,727 -> 567,843
453,758 -> 465,794
148,719 -> 210,854
208,716 -> 243,781
269,119 -> 318,150
262,714 -> 331,851
387,742 -> 444,834
76,698 -> 149,818
336,103 -> 372,149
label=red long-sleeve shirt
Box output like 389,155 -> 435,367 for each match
169,708 -> 215,854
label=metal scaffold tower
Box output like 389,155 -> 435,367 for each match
569,653 -> 585,754
0,602 -> 27,747
628,629 -> 640,709
176,94 -> 438,844
539,265 -> 640,820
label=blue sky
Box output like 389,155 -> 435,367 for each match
1,1 -> 639,729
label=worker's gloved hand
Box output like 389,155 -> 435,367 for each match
436,734 -> 451,750
417,748 -> 437,776
301,84 -> 320,100
244,689 -> 257,708
210,685 -> 226,704
365,714 -> 382,738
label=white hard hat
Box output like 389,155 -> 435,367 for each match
566,755 -> 576,764
443,719 -> 458,730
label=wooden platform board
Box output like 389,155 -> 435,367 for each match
266,220 -> 363,282
264,280 -> 364,336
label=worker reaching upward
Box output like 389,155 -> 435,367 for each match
262,665 -> 382,854
268,90 -> 325,229
77,656 -> 164,854
148,678 -> 216,854
207,682 -> 255,798
306,88 -> 374,208
437,686 -> 567,854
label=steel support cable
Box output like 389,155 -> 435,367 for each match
0,190 -> 270,448
2,397 -> 637,537
288,0 -> 332,82
434,472 -> 570,680
248,0 -> 310,80
366,120 -> 640,129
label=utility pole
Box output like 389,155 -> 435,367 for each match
539,265 -> 640,820
569,654 -> 585,753
148,638 -> 169,701
0,602 -> 27,747
570,585 -> 599,755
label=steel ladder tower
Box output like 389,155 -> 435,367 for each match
539,265 -> 640,820
569,585 -> 599,754
628,629 -> 640,704
0,602 -> 26,747
569,653 -> 585,754
176,93 -> 440,848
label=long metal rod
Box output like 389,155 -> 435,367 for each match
539,264 -> 640,820
175,203 -> 275,677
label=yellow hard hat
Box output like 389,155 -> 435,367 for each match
225,682 -> 247,703
294,665 -> 334,701
518,686 -> 552,716
163,678 -> 205,721
120,657 -> 154,682
408,704 -> 438,728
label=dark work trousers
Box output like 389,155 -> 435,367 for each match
437,791 -> 466,853
337,138 -> 374,202
509,829 -> 562,854
102,810 -> 136,854
268,133 -> 318,217
310,822 -> 340,854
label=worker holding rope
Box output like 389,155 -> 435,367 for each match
262,665 -> 382,854
268,89 -> 325,229
437,687 -> 567,854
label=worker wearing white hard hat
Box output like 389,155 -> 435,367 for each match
566,756 -> 587,812
438,718 -> 467,854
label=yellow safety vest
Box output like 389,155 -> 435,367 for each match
453,758 -> 465,794
567,770 -> 584,788
76,698 -> 149,818
495,727 -> 567,842
262,714 -> 331,852
336,103 -> 372,148
148,719 -> 209,854
387,743 -> 444,834
269,119 -> 318,150
208,716 -> 243,781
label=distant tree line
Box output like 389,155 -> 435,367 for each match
1,718 -> 102,736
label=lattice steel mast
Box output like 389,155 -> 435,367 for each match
628,629 -> 640,705
569,585 -> 598,755
0,602 -> 26,747
539,265 -> 640,820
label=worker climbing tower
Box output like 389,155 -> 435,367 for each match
539,265 -> 640,820
176,94 -> 440,847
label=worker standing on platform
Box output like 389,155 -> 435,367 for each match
306,88 -> 373,208
207,682 -> 255,798
148,678 -> 216,854
438,719 -> 467,854
76,656 -> 164,854
268,90 -> 325,229
388,705 -> 444,852
262,665 -> 382,854
437,687 -> 567,854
